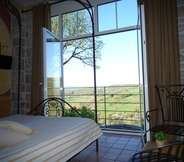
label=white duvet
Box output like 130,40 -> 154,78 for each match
0,114 -> 102,162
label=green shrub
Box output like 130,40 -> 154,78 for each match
65,106 -> 95,120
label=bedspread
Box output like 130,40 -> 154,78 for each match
0,114 -> 102,162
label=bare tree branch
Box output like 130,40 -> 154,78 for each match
51,9 -> 104,69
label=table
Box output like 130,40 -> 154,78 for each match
142,141 -> 157,150
143,141 -> 183,158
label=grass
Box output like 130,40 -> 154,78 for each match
48,84 -> 144,128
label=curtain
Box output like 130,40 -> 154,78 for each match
140,0 -> 180,141
31,3 -> 51,110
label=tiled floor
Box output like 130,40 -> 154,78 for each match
68,132 -> 143,162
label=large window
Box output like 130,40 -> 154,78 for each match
51,0 -> 145,133
51,0 -> 140,87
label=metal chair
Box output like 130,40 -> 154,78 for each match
129,140 -> 184,162
144,85 -> 184,143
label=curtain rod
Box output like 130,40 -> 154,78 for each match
22,0 -> 89,13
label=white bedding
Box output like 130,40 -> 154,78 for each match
0,114 -> 102,162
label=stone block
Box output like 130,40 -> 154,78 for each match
177,0 -> 184,6
25,74 -> 32,84
178,5 -> 184,17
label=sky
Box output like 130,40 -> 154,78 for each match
63,0 -> 140,87
46,0 -> 141,88
63,30 -> 141,87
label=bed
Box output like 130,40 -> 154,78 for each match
0,114 -> 103,162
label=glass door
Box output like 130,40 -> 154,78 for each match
42,27 -> 63,100
140,4 -> 149,144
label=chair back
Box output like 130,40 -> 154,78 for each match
155,85 -> 184,123
131,141 -> 184,162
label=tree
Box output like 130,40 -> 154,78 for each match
51,9 -> 104,69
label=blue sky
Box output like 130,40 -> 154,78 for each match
64,30 -> 140,87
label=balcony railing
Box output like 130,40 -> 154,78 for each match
62,85 -> 145,133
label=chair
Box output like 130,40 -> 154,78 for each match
145,85 -> 184,142
129,141 -> 184,162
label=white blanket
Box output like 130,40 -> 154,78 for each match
0,114 -> 102,162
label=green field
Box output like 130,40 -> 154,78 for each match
47,79 -> 144,129
64,85 -> 144,127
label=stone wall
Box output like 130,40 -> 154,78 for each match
11,12 -> 32,114
178,0 -> 184,83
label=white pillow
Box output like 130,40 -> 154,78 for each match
0,120 -> 36,134
0,127 -> 30,149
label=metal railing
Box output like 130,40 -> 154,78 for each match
63,85 -> 145,133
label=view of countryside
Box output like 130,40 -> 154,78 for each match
47,78 -> 144,133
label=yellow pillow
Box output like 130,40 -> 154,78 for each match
0,121 -> 37,135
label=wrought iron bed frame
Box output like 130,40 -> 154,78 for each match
4,0 -> 99,152
27,97 -> 101,155
27,97 -> 82,117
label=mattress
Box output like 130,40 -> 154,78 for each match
0,114 -> 103,162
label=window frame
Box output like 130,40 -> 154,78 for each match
51,0 -> 140,42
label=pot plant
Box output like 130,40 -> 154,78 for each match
153,131 -> 167,146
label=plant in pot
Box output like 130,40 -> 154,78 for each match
153,131 -> 167,146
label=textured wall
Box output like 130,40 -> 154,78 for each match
11,12 -> 32,115
178,0 -> 184,83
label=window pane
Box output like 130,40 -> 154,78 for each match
62,9 -> 92,38
117,0 -> 138,28
98,0 -> 138,32
98,2 -> 116,32
43,28 -> 63,100
96,31 -> 139,86
63,38 -> 94,87
63,31 -> 140,87
51,16 -> 59,38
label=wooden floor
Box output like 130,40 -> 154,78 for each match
68,132 -> 143,162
